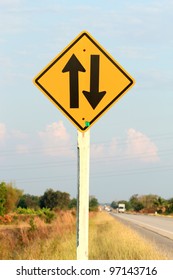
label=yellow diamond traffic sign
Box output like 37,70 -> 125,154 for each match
33,31 -> 135,131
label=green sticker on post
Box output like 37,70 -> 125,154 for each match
85,121 -> 90,127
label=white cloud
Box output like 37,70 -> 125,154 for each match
16,144 -> 29,154
91,143 -> 105,158
0,123 -> 7,162
38,121 -> 75,157
126,128 -> 159,162
108,137 -> 118,156
0,122 -> 75,158
91,137 -> 119,159
11,129 -> 28,140
0,123 -> 6,142
0,124 -> 30,157
89,129 -> 160,164
0,0 -> 21,7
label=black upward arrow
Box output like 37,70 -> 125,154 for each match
62,54 -> 86,108
83,55 -> 106,109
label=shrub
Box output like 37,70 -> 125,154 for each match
29,217 -> 37,232
16,207 -> 55,224
16,207 -> 36,215
0,214 -> 13,224
39,208 -> 55,223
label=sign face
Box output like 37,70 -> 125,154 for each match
33,31 -> 135,131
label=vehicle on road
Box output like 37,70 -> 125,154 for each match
118,203 -> 126,213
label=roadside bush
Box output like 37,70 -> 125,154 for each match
16,207 -> 36,215
38,208 -> 55,223
29,217 -> 37,232
0,214 -> 13,224
16,207 -> 55,224
89,198 -> 99,212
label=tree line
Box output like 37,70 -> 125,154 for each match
0,182 -> 98,216
111,193 -> 173,214
1,181 -> 172,216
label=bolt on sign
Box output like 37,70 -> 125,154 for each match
33,31 -> 135,132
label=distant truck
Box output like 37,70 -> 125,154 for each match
118,203 -> 126,213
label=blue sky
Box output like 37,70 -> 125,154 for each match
0,0 -> 173,203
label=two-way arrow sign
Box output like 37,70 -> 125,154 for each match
33,31 -> 135,132
62,54 -> 85,108
83,55 -> 106,109
62,54 -> 106,110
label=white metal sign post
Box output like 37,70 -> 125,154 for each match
77,130 -> 90,260
33,31 -> 135,260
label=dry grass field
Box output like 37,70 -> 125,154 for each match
89,212 -> 168,260
0,211 -> 168,260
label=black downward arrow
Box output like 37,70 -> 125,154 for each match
62,54 -> 86,108
83,55 -> 106,109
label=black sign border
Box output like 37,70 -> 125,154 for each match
35,32 -> 134,131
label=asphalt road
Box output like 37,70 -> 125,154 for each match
111,213 -> 173,259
